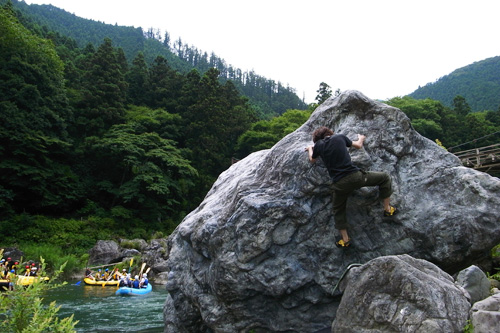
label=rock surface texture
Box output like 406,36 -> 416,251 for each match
456,265 -> 491,305
163,91 -> 500,332
470,291 -> 500,333
332,255 -> 470,332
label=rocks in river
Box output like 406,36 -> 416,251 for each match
87,238 -> 169,281
88,240 -> 120,265
162,90 -> 500,332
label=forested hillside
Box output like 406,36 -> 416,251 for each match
9,0 -> 307,118
0,0 -> 255,247
0,0 -> 316,263
409,56 -> 500,112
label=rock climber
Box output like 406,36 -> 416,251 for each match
305,126 -> 396,248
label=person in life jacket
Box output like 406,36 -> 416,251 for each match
85,267 -> 94,279
96,269 -> 102,280
132,275 -> 140,289
7,269 -> 15,290
29,263 -> 37,276
139,273 -> 149,288
6,257 -> 13,271
118,269 -> 127,286
125,273 -> 132,287
112,268 -> 119,280
103,268 -> 110,280
0,259 -> 5,277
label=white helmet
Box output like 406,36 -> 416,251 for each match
143,273 -> 147,277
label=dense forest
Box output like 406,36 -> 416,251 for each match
1,1 -> 499,272
409,56 -> 500,112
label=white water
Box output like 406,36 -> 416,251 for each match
45,281 -> 166,332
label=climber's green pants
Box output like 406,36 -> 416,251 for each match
332,170 -> 393,230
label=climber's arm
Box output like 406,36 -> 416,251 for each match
351,134 -> 366,149
305,146 -> 316,163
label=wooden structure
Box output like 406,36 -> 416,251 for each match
453,143 -> 500,173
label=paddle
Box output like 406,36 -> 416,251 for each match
138,262 -> 146,278
128,258 -> 134,274
106,267 -> 116,281
135,265 -> 150,289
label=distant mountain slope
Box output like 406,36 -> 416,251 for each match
8,0 -> 306,116
9,1 -> 200,74
409,56 -> 500,112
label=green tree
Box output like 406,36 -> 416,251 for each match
236,109 -> 312,157
126,52 -> 149,106
84,107 -> 197,223
453,95 -> 471,117
147,55 -> 184,111
315,82 -> 332,104
184,68 -> 255,179
0,4 -> 79,215
386,96 -> 447,141
75,38 -> 128,137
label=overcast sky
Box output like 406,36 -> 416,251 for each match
24,0 -> 500,103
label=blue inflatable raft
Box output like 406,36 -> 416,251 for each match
115,283 -> 152,296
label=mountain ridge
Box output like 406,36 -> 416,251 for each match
7,0 -> 306,117
408,55 -> 500,112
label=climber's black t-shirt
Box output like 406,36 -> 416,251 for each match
312,134 -> 359,183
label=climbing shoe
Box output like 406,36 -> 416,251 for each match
384,206 -> 397,217
336,239 -> 351,248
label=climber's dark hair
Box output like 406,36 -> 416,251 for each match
312,126 -> 334,143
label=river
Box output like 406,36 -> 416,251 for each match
45,281 -> 167,332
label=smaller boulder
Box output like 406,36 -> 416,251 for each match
120,248 -> 141,258
470,293 -> 500,333
332,255 -> 470,333
456,265 -> 490,304
88,240 -> 120,265
2,247 -> 24,261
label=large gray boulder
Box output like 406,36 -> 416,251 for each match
332,255 -> 470,332
163,90 -> 500,332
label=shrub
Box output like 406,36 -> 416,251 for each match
0,258 -> 78,332
21,244 -> 82,280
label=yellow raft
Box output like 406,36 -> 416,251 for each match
16,275 -> 50,286
0,279 -> 10,290
83,277 -> 119,286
